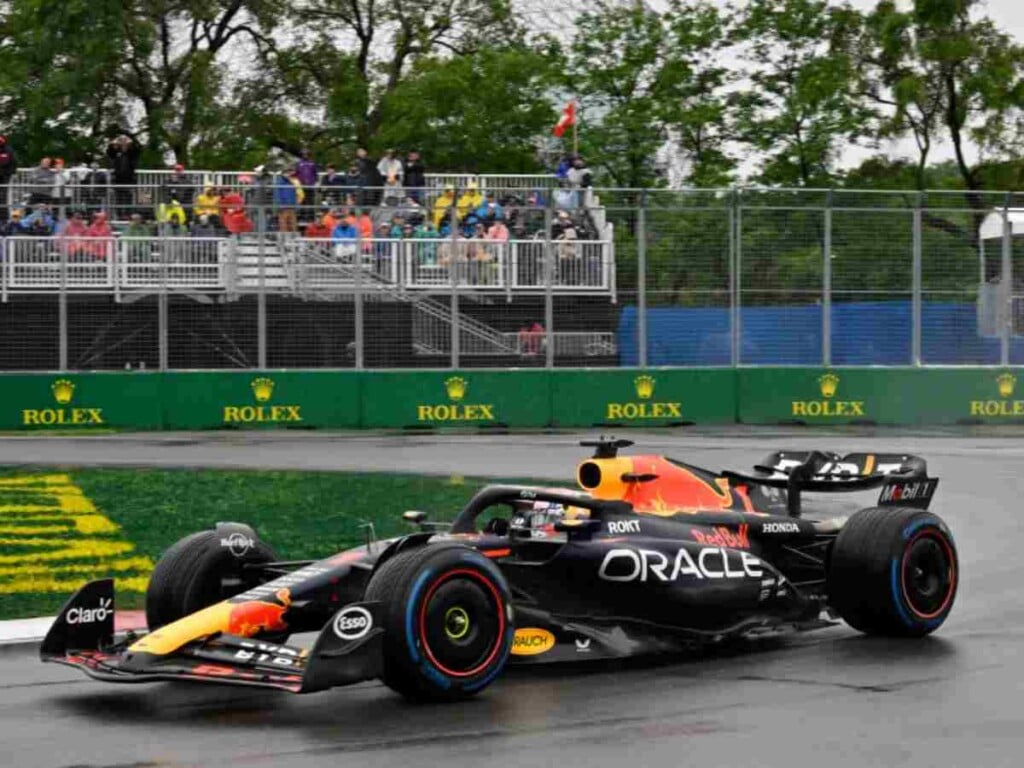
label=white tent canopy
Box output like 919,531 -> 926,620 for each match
980,209 -> 1024,241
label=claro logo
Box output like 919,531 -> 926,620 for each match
511,627 -> 555,656
67,597 -> 112,625
598,547 -> 764,582
22,378 -> 105,426
791,372 -> 866,418
417,377 -> 496,422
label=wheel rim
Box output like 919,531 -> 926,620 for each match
419,569 -> 505,678
901,530 -> 956,619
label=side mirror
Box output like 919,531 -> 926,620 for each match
402,510 -> 428,525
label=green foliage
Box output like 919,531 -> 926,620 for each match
566,1 -> 733,188
733,0 -> 870,186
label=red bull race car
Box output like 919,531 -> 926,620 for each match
41,438 -> 958,701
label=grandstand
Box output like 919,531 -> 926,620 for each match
0,171 -> 618,370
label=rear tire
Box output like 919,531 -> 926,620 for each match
145,527 -> 279,633
828,507 -> 957,637
365,543 -> 514,702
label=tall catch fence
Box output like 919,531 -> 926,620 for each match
1,179 -> 1022,371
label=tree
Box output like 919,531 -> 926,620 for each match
733,0 -> 869,186
565,1 -> 733,189
373,46 -> 557,172
0,0 -> 126,162
243,0 -> 518,156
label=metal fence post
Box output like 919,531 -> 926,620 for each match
637,192 -> 648,369
734,189 -> 743,366
257,206 -> 267,369
449,199 -> 459,369
159,235 -> 168,370
354,221 -> 364,370
912,195 -> 923,366
59,242 -> 68,372
1002,195 -> 1012,366
822,190 -> 832,367
728,191 -> 738,367
544,202 -> 554,369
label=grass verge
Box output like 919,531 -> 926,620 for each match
0,467 -> 552,621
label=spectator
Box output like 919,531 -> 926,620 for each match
106,134 -> 140,217
456,181 -> 483,221
396,196 -> 425,227
274,171 -> 301,232
321,164 -> 345,205
377,149 -> 403,186
404,151 -> 426,203
432,185 -> 456,228
388,216 -> 405,239
485,219 -> 509,242
85,211 -> 114,259
52,159 -> 72,208
413,220 -> 439,264
518,322 -> 545,355
60,210 -> 90,257
21,204 -> 55,235
340,163 -> 362,201
354,208 -> 373,241
165,164 -> 196,207
157,196 -> 187,230
28,158 -> 56,205
0,135 -> 17,218
190,214 -> 218,238
304,212 -> 332,239
223,206 -> 254,234
555,154 -> 573,180
295,149 -> 318,217
80,163 -> 109,213
331,217 -> 358,261
554,179 -> 578,210
382,174 -> 404,205
124,213 -> 151,238
567,156 -> 593,189
218,186 -> 245,222
194,186 -> 220,219
355,147 -> 380,205
0,209 -> 24,236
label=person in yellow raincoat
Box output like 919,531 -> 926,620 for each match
456,180 -> 483,222
432,185 -> 456,228
193,186 -> 220,219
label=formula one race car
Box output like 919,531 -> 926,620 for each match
42,438 -> 958,701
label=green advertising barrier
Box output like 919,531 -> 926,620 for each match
550,368 -> 735,426
737,368 -> 924,425
0,372 -> 162,430
909,367 -> 1024,424
360,370 -> 551,428
3,366 -> 1024,431
161,371 -> 361,429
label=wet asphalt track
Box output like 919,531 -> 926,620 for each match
2,428 -> 1024,768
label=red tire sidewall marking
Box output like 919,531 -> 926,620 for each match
900,529 -> 957,620
417,567 -> 505,678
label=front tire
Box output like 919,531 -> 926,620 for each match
828,507 -> 958,637
145,526 -> 279,632
365,543 -> 514,701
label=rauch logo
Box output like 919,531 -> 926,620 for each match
791,372 -> 866,418
223,377 -> 303,424
605,375 -> 682,420
416,377 -> 496,422
969,372 -> 1024,417
22,379 -> 105,426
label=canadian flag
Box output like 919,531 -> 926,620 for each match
552,100 -> 576,138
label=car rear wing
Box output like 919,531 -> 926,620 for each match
722,450 -> 936,516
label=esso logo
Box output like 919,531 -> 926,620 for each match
333,606 -> 372,641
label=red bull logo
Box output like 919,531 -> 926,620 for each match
227,588 -> 292,636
